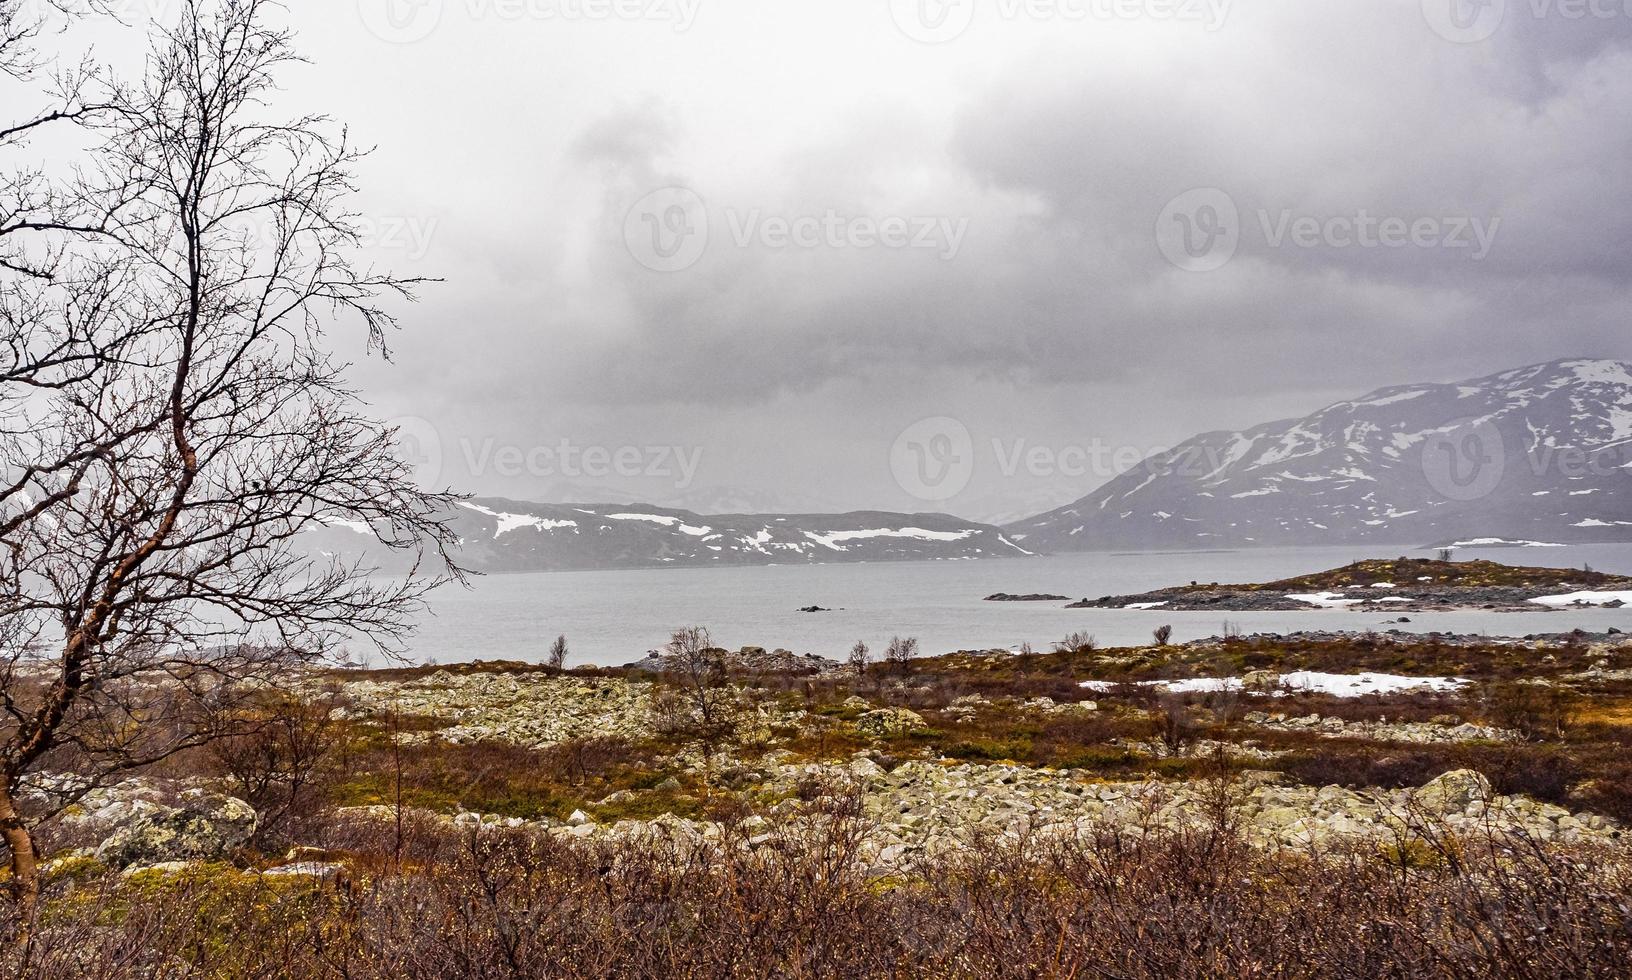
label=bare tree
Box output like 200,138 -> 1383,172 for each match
546,634 -> 568,672
207,688 -> 342,843
848,640 -> 869,676
0,0 -> 459,917
1053,631 -> 1096,655
1153,624 -> 1174,647
884,636 -> 918,675
2,2 -> 120,283
658,626 -> 736,764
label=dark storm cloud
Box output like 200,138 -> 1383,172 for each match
522,0 -> 1632,416
287,0 -> 1632,512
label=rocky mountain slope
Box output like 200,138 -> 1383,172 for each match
1006,358 -> 1632,551
308,500 -> 1032,572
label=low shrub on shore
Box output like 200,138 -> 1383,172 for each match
6,810 -> 1630,979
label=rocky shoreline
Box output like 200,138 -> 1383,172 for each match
23,621 -> 1632,897
1000,557 -> 1632,613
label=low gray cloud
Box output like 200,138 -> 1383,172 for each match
301,0 -> 1632,516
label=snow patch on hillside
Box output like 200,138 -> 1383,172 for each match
460,503 -> 578,537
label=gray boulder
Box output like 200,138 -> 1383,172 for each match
1414,769 -> 1493,812
855,707 -> 927,740
92,788 -> 257,869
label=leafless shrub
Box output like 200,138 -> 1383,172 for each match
1053,631 -> 1097,655
1154,693 -> 1198,755
884,636 -> 918,675
207,691 -> 343,844
5,809 -> 1632,978
1483,680 -> 1578,741
653,627 -> 739,771
849,640 -> 870,675
546,635 -> 569,672
1153,624 -> 1174,646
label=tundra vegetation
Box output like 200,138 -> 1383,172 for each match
3,625 -> 1632,976
5,3 -> 1632,977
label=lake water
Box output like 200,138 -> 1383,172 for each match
386,544 -> 1632,668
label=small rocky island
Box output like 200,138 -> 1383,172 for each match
1060,557 -> 1632,612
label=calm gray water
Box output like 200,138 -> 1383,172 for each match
386,544 -> 1632,667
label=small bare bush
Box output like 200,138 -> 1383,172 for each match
849,640 -> 871,675
884,636 -> 919,675
546,634 -> 569,671
1053,631 -> 1097,655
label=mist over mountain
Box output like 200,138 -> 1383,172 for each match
309,359 -> 1632,571
1005,359 -> 1632,551
309,501 -> 1031,572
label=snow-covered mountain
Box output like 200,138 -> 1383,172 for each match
309,500 -> 1033,572
1005,359 -> 1632,551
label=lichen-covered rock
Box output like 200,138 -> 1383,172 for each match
855,707 -> 927,739
1413,769 -> 1492,811
92,788 -> 257,869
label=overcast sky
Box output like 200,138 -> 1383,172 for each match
60,0 -> 1632,520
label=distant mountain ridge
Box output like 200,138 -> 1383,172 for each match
1004,358 -> 1632,551
308,500 -> 1033,572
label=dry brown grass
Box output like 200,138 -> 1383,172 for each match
7,805 -> 1631,979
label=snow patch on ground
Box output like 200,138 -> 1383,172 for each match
1287,592 -> 1364,608
1081,672 -> 1468,697
1530,590 -> 1632,607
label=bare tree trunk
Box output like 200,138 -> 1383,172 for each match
0,779 -> 39,923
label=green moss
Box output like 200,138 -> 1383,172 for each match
590,789 -> 706,823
